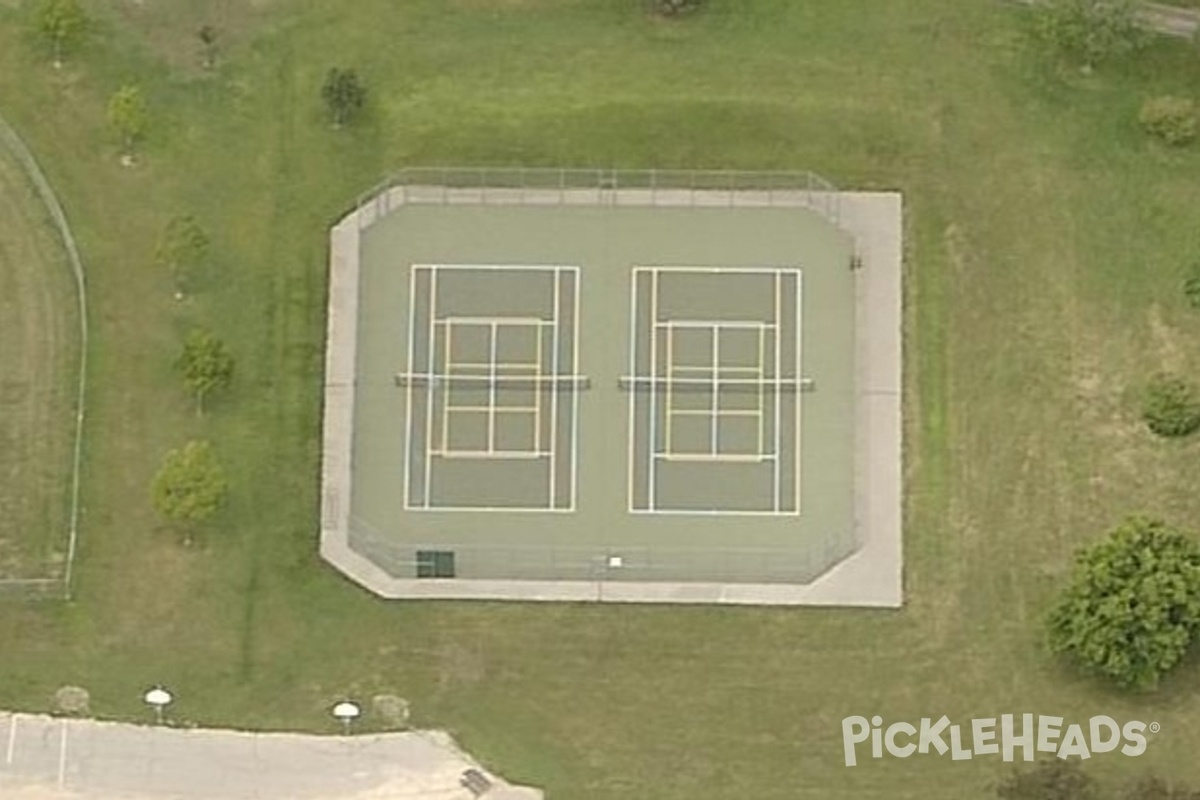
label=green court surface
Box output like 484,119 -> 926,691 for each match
349,204 -> 854,584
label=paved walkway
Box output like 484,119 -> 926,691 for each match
0,713 -> 541,800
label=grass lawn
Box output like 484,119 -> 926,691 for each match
0,119 -> 78,582
2,1 -> 1200,797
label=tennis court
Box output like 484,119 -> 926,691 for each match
322,170 -> 902,605
401,265 -> 580,512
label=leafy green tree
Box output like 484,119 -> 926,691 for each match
176,330 -> 234,414
1033,0 -> 1149,71
1048,517 -> 1200,689
321,67 -> 366,128
37,0 -> 86,69
106,85 -> 148,164
151,440 -> 227,539
996,759 -> 1096,800
156,215 -> 209,295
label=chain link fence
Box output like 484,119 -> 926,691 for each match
351,167 -> 841,228
0,111 -> 89,601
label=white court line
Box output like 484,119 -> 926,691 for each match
549,268 -> 559,509
422,266 -> 438,508
569,267 -> 581,511
413,263 -> 571,272
5,714 -> 15,764
488,322 -> 499,455
654,319 -> 773,330
659,453 -> 774,463
620,376 -> 804,387
57,718 -> 67,789
430,449 -> 547,460
438,315 -> 552,326
440,322 -> 456,455
794,269 -> 804,515
773,271 -> 783,513
647,268 -> 660,511
629,507 -> 791,517
411,504 -> 573,513
711,324 -> 720,457
757,324 -> 767,456
626,269 -> 639,513
403,265 -> 420,509
665,321 -> 675,456
634,265 -> 791,276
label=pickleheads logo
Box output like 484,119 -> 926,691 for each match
842,715 -> 1159,766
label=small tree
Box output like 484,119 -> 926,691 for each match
151,440 -> 227,541
1142,373 -> 1200,438
37,0 -> 86,69
197,24 -> 219,70
321,67 -> 366,128
1033,0 -> 1149,71
1139,96 -> 1198,146
106,85 -> 148,165
176,330 -> 234,414
155,215 -> 209,295
1048,517 -> 1200,689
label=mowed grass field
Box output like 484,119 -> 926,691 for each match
0,131 -> 78,581
1,1 -> 1200,797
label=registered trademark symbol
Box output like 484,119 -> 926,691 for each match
1149,722 -> 1161,734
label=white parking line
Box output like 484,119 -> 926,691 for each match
5,714 -> 16,764
57,718 -> 68,789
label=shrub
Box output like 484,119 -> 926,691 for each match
651,0 -> 702,17
1142,373 -> 1200,438
996,759 -> 1097,800
1183,262 -> 1200,309
1047,517 -> 1200,689
1139,96 -> 1198,146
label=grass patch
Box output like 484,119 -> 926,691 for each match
1,1 -> 1200,798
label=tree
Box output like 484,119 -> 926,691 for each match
321,67 -> 366,128
155,215 -> 209,296
151,440 -> 227,540
1033,0 -> 1149,71
197,24 -> 219,70
37,0 -> 86,69
1142,373 -> 1200,438
996,759 -> 1097,800
106,85 -> 148,165
1047,517 -> 1200,689
176,330 -> 234,414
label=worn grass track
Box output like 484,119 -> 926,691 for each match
0,137 -> 78,581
